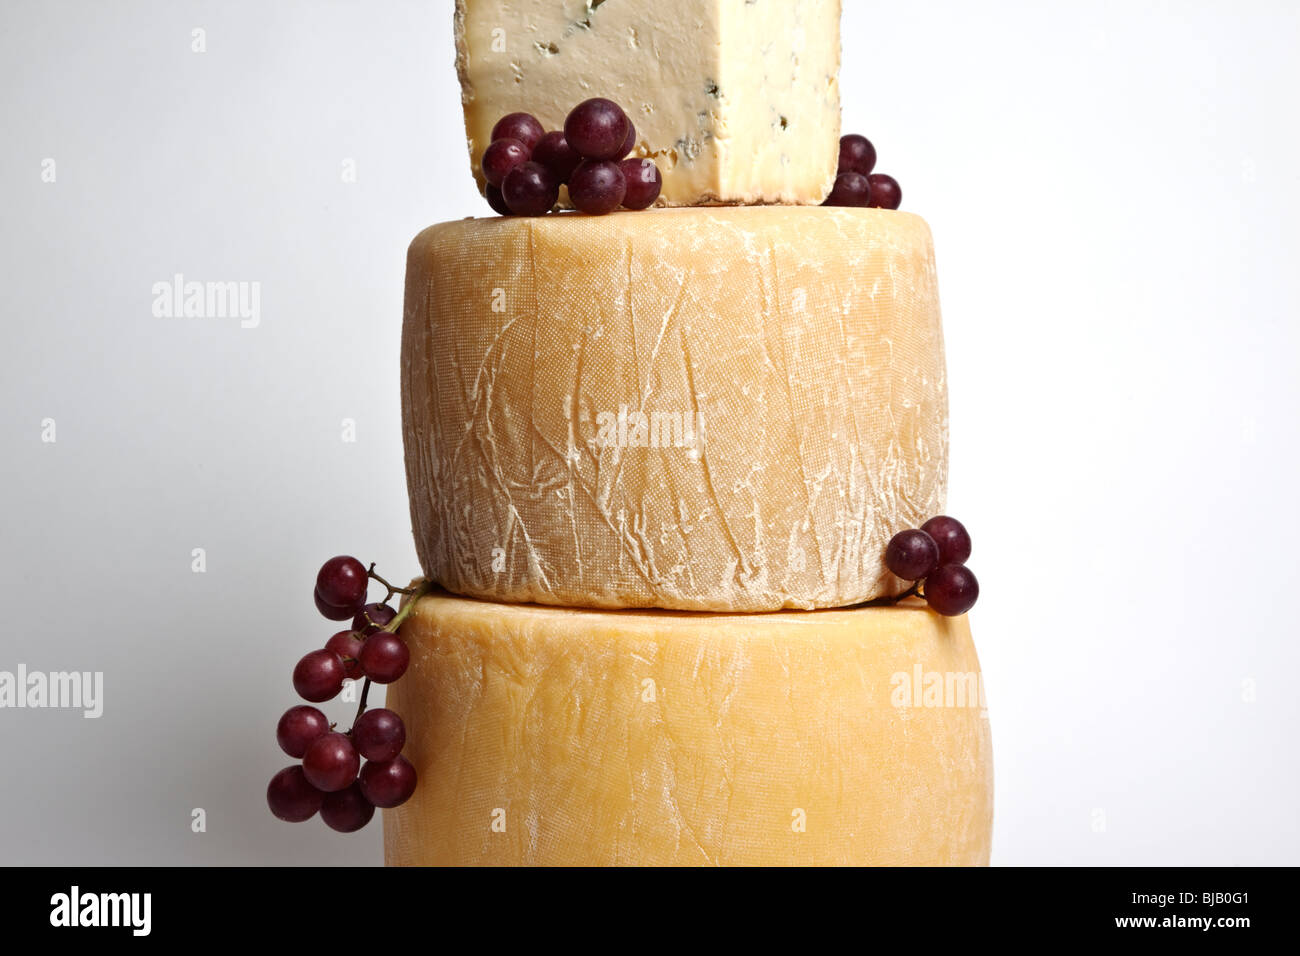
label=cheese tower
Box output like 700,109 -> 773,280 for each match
387,1 -> 992,866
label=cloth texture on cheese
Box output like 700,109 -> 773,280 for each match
402,207 -> 948,612
455,0 -> 842,206
383,589 -> 993,867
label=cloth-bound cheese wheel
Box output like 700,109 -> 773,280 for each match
401,206 -> 948,612
383,588 -> 993,867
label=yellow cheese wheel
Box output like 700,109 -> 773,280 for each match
401,207 -> 948,612
383,589 -> 992,866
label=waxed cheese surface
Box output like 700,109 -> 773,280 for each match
383,589 -> 993,867
401,206 -> 948,612
455,0 -> 842,205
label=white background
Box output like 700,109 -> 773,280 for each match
1,0 -> 1297,865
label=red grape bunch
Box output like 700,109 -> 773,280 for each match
480,98 -> 663,217
266,556 -> 424,832
822,133 -> 903,210
884,516 -> 979,616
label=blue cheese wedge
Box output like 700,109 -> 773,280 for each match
455,0 -> 842,206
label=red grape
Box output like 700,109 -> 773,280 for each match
564,98 -> 630,160
359,755 -> 418,809
823,171 -> 871,207
618,119 -> 637,158
352,603 -> 397,635
292,649 -> 346,702
502,161 -> 559,216
619,158 -> 662,210
925,564 -> 979,616
314,586 -> 354,622
267,766 -> 324,822
319,782 -> 375,833
838,134 -> 876,176
485,184 -> 512,216
920,515 -> 971,566
866,173 -> 902,210
316,556 -> 368,614
482,137 -> 531,187
324,630 -> 366,680
885,529 -> 940,581
532,130 -> 583,184
276,704 -> 331,758
491,112 -> 544,152
357,632 -> 410,684
569,160 -> 626,215
353,708 -> 406,762
302,732 -> 360,792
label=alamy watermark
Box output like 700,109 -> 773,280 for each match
152,274 -> 260,328
50,886 -> 150,936
0,665 -> 103,718
594,404 -> 704,456
890,663 -> 986,713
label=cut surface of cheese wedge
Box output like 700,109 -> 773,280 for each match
402,206 -> 948,612
383,588 -> 992,867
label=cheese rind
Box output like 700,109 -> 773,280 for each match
454,0 -> 842,206
383,589 -> 993,867
401,206 -> 948,612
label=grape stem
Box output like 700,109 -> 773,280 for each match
351,679 -> 372,732
346,577 -> 433,733
367,563 -> 419,604
862,581 -> 921,608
